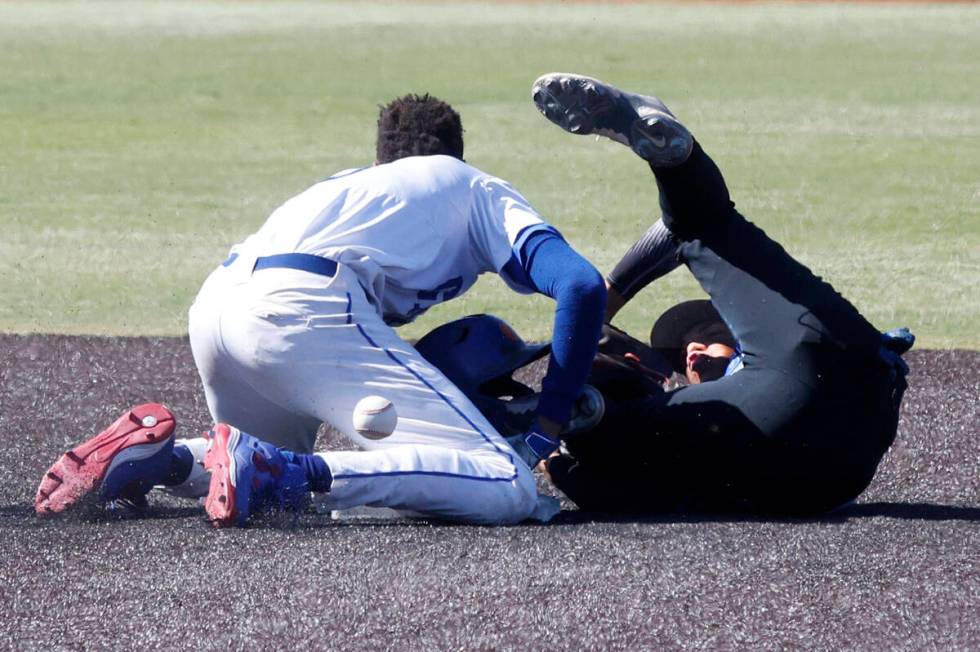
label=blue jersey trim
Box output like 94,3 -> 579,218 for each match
500,225 -> 562,293
346,296 -> 519,484
514,223 -> 562,259
501,256 -> 532,293
331,469 -> 518,483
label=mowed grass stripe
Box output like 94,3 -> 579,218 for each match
1,2 -> 977,348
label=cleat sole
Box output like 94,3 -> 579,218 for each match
532,72 -> 693,166
34,403 -> 175,516
203,424 -> 241,527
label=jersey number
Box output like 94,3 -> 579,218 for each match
406,277 -> 463,320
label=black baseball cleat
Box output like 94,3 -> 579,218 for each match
531,73 -> 693,167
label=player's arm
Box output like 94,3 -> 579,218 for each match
605,218 -> 681,321
474,176 -> 603,455
522,232 -> 606,437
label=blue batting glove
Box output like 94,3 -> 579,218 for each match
505,426 -> 560,469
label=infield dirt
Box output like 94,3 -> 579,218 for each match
1,335 -> 978,649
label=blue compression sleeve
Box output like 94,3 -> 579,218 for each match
523,233 -> 606,424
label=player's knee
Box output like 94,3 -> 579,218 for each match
458,449 -> 539,525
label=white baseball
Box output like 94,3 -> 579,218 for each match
353,395 -> 398,440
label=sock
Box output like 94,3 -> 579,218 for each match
164,444 -> 194,486
283,452 -> 333,493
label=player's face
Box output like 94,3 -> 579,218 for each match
685,341 -> 736,384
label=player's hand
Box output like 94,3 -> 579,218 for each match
563,385 -> 605,436
505,426 -> 560,470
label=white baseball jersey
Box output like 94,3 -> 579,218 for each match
187,154 -> 563,524
228,155 -> 558,325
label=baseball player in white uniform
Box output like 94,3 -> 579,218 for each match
36,93 -> 606,526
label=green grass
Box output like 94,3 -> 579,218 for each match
1,1 -> 978,348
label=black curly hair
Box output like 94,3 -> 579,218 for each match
375,93 -> 464,164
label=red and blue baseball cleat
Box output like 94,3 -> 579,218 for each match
35,403 -> 177,516
203,424 -> 310,527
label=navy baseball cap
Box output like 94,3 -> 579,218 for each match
649,300 -> 736,373
415,314 -> 550,393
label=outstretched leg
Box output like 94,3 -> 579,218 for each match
532,72 -> 883,375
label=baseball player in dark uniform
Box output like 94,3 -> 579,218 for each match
526,73 -> 912,515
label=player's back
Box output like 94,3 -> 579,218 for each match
248,155 -> 485,264
228,155 -> 548,324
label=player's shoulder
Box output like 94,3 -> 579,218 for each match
318,156 -> 513,204
380,156 -> 507,198
387,154 -> 486,179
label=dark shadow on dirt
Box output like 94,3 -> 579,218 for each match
840,502 -> 980,522
546,501 -> 980,526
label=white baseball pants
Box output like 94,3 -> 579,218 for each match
186,258 -> 540,524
